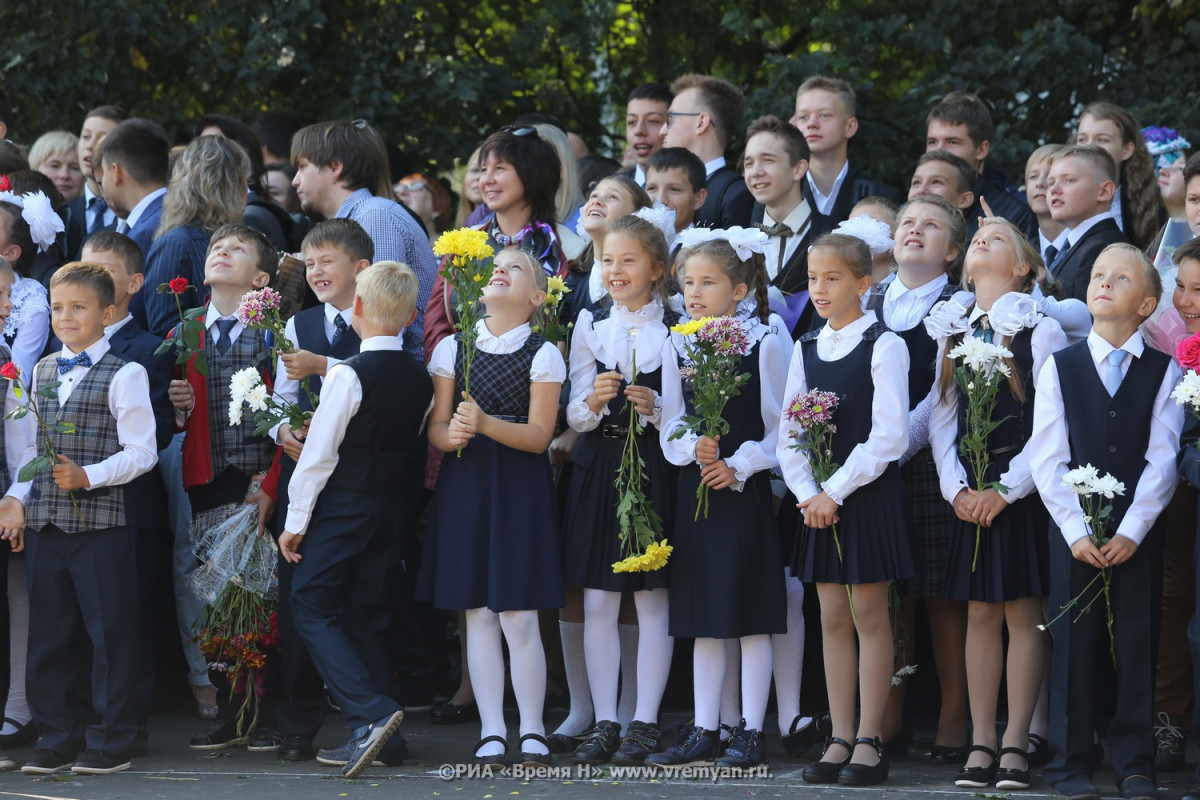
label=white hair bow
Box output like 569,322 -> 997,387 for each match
632,203 -> 677,252
0,190 -> 64,252
676,225 -> 768,261
833,214 -> 895,256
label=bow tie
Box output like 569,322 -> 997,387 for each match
755,221 -> 792,238
57,352 -> 93,374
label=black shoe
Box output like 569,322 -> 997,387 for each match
430,701 -> 479,725
0,719 -> 36,748
519,733 -> 552,767
715,723 -> 766,769
280,736 -> 315,762
473,735 -> 508,772
247,726 -> 282,753
929,742 -> 969,763
613,721 -> 661,766
1027,733 -> 1052,768
572,720 -> 621,765
645,724 -> 719,768
130,724 -> 149,757
546,731 -> 582,754
1052,778 -> 1101,800
838,737 -> 889,786
781,713 -> 829,759
21,749 -> 74,774
1120,774 -> 1158,800
801,736 -> 853,783
995,746 -> 1031,790
71,749 -> 131,775
954,744 -> 998,788
341,710 -> 404,778
1154,713 -> 1185,773
189,719 -> 250,751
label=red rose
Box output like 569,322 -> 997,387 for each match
0,362 -> 16,381
168,278 -> 189,294
1178,333 -> 1200,370
0,175 -> 9,193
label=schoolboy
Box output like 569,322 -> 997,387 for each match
908,150 -> 976,215
0,263 -> 157,775
1046,145 -> 1129,302
644,146 -> 708,247
82,231 -> 174,753
1031,244 -> 1182,800
925,91 -> 1038,240
168,224 -> 279,750
72,106 -> 128,245
268,218 -> 371,762
624,83 -> 672,187
279,261 -> 432,779
744,115 -> 829,336
790,75 -> 898,226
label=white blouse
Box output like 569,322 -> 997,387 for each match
429,320 -> 566,384
659,314 -> 793,490
776,312 -> 910,506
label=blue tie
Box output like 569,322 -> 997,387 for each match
332,314 -> 349,345
213,318 -> 236,356
1049,241 -> 1073,275
1104,349 -> 1126,396
88,196 -> 108,235
56,351 -> 93,375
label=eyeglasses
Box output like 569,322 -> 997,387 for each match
500,125 -> 538,138
395,180 -> 430,193
664,111 -> 702,128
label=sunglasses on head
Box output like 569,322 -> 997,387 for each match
501,125 -> 538,138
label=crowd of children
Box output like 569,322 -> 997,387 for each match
0,71 -> 1198,800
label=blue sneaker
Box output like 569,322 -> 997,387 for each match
317,732 -> 408,767
341,710 -> 405,778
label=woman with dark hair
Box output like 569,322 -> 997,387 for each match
194,115 -> 292,250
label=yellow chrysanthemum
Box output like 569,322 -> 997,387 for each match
433,228 -> 494,262
611,540 -> 672,573
671,317 -> 710,337
547,275 -> 570,296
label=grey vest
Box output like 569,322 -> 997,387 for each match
206,327 -> 276,476
27,351 -> 126,533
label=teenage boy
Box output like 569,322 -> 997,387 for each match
268,219 -> 370,763
624,83 -> 672,187
925,91 -> 1038,240
169,225 -> 280,750
1046,145 -> 1129,302
645,147 -> 708,262
0,263 -> 157,775
790,75 -> 898,227
279,261 -> 432,778
1031,243 -> 1182,800
67,105 -> 128,259
290,120 -> 436,362
97,119 -> 170,327
744,115 -> 830,336
662,74 -> 753,228
908,150 -> 976,214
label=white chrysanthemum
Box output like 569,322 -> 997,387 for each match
1171,370 -> 1200,407
228,402 -> 243,427
246,384 -> 269,413
1092,474 -> 1126,499
1062,464 -> 1100,494
229,367 -> 260,403
947,337 -> 1014,378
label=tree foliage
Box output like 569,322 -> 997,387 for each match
3,0 -> 1198,185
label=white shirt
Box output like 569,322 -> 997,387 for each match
429,320 -> 566,384
1110,186 -> 1124,231
283,337 -> 421,534
205,304 -> 246,347
761,201 -> 813,282
1039,229 -> 1068,264
1063,211 -> 1112,250
271,304 -> 364,444
806,160 -> 849,217
929,309 -> 1068,505
659,315 -> 793,490
882,273 -> 949,332
6,338 -> 158,503
587,258 -> 607,304
1030,285 -> 1091,342
1030,330 -> 1182,546
124,187 -> 167,232
777,312 -> 910,505
704,156 -> 727,178
634,164 -> 647,188
567,303 -> 670,432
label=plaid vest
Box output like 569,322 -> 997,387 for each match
27,351 -> 126,533
207,328 -> 276,476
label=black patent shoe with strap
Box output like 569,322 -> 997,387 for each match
473,735 -> 508,772
839,736 -> 890,786
801,736 -> 853,783
994,746 -> 1031,790
953,744 -> 999,788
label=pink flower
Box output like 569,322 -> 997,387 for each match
785,389 -> 840,430
236,288 -> 282,327
1178,333 -> 1200,371
695,317 -> 752,357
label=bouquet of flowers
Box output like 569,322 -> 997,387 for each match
784,388 -> 853,613
668,316 -> 753,519
154,278 -> 208,376
612,329 -> 672,574
1173,333 -> 1200,444
1,362 -> 86,529
533,275 -> 572,345
228,367 -> 307,437
1038,465 -> 1124,667
945,335 -> 1014,571
191,501 -> 280,734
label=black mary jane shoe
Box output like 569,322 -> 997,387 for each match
954,744 -> 999,788
838,737 -> 890,786
546,732 -> 583,754
801,736 -> 853,784
781,713 -> 830,759
518,733 -> 553,768
1027,733 -> 1051,768
994,746 -> 1031,790
430,701 -> 479,725
929,742 -> 970,763
473,735 -> 508,772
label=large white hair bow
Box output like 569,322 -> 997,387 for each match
676,225 -> 768,261
0,190 -> 64,253
833,214 -> 895,256
632,203 -> 677,252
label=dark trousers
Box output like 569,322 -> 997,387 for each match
1046,523 -> 1164,786
272,552 -> 327,739
290,491 -> 402,730
25,524 -> 140,755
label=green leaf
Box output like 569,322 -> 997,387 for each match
17,461 -> 38,482
194,352 -> 209,377
54,421 -> 76,434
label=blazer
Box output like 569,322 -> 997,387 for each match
801,159 -> 900,228
695,165 -> 754,229
1051,217 -> 1128,303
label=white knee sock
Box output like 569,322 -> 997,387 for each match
466,608 -> 506,757
633,589 -> 672,725
2,561 -> 29,732
553,620 -> 593,737
772,570 -> 805,736
582,590 -> 621,723
500,611 -> 548,755
616,623 -> 638,732
693,637 -> 726,731
720,638 -> 741,737
740,634 -> 773,732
